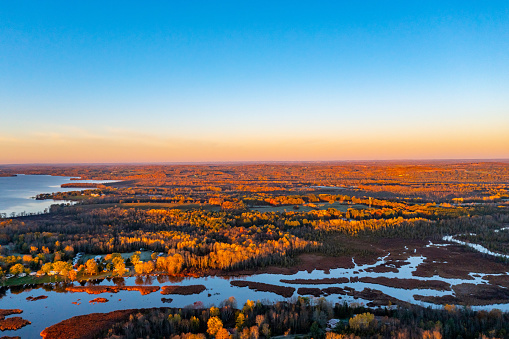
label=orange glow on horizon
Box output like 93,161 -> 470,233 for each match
2,127 -> 508,164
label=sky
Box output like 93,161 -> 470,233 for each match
1,1 -> 508,164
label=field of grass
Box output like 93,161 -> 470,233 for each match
80,250 -> 154,263
1,269 -> 129,287
2,274 -> 56,286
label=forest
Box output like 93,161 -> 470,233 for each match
41,297 -> 509,339
0,162 -> 508,282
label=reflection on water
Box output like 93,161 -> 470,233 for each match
2,253 -> 509,338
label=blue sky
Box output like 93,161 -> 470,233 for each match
1,1 -> 508,163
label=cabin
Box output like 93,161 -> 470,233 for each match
326,319 -> 347,331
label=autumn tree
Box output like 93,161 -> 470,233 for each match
207,316 -> 224,337
9,263 -> 24,275
68,269 -> 78,281
255,314 -> 265,327
210,306 -> 220,317
134,262 -> 145,275
422,327 -> 442,339
112,256 -> 126,276
216,328 -> 230,339
85,259 -> 99,275
41,262 -> 53,275
131,253 -> 141,265
236,313 -> 246,330
349,312 -> 376,331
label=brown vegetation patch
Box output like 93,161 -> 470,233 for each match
322,287 -> 348,295
26,295 -> 48,301
0,336 -> 21,339
415,283 -> 509,306
280,277 -> 348,285
67,286 -> 120,294
0,311 -> 29,332
261,237 -> 424,278
362,259 -> 411,274
297,287 -> 322,297
413,245 -> 509,280
355,277 -> 451,291
0,317 -> 31,331
230,281 -> 295,298
485,275 -> 509,288
364,264 -> 399,273
295,254 -> 357,273
348,288 -> 411,308
349,238 -> 422,265
161,298 -> 173,303
290,286 -> 348,296
0,310 -> 22,320
160,285 -> 206,295
89,298 -> 109,304
120,286 -> 160,295
40,309 -> 136,339
413,294 -> 459,305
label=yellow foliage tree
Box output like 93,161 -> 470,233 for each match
85,259 -> 99,275
9,263 -> 24,275
68,269 -> 78,281
207,316 -> 224,337
216,328 -> 230,339
349,312 -> 376,331
113,257 -> 126,276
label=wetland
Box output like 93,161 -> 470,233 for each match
0,162 -> 508,338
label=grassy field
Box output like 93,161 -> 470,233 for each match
80,250 -> 154,263
2,274 -> 57,286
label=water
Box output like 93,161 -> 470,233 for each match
0,174 -> 117,216
2,254 -> 509,338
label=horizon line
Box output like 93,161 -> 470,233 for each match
1,158 -> 509,167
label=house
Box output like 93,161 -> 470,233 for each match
326,319 -> 346,331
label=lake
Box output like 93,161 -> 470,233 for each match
0,174 -> 117,216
